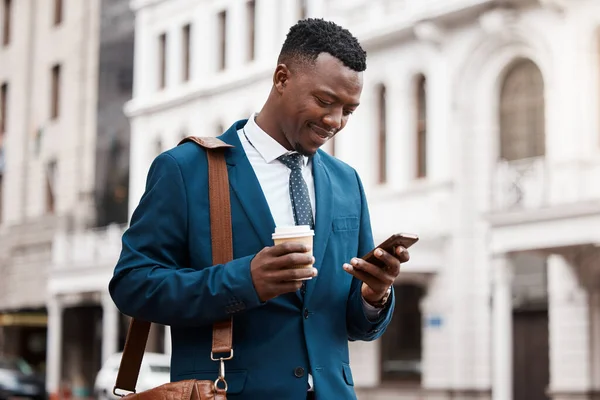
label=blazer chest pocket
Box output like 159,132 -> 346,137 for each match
332,216 -> 359,232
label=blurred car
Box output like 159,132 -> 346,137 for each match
94,352 -> 170,400
0,357 -> 47,400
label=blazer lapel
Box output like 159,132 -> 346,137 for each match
219,121 -> 276,248
304,151 -> 333,303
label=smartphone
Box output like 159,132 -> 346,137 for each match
361,233 -> 419,268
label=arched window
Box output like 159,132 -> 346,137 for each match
499,59 -> 545,161
376,84 -> 387,184
416,75 -> 427,178
380,283 -> 425,382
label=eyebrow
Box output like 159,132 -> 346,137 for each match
317,90 -> 360,107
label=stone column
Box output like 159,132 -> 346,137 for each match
547,254 -> 592,400
492,255 -> 513,400
46,297 -> 63,397
102,292 -> 119,363
590,291 -> 600,394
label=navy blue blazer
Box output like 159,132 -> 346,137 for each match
109,120 -> 395,399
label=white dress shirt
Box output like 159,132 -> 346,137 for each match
236,114 -> 383,390
237,115 -> 316,228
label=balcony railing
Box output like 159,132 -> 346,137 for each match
52,223 -> 125,270
493,157 -> 548,211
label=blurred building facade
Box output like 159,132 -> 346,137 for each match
125,0 -> 600,400
1,0 -> 599,399
0,0 -> 138,397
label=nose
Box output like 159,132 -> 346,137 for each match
322,108 -> 343,132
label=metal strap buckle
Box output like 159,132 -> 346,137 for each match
210,349 -> 234,361
211,350 -> 233,392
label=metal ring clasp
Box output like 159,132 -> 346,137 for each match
211,350 -> 233,393
214,376 -> 228,392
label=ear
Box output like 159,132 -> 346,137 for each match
273,64 -> 290,94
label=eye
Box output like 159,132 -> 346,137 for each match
343,109 -> 354,116
315,97 -> 332,106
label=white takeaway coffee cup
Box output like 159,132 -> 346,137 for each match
272,225 -> 315,280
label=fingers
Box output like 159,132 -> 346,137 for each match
343,246 -> 410,290
270,267 -> 318,282
349,257 -> 389,281
343,258 -> 393,293
395,246 -> 410,263
268,242 -> 312,257
343,263 -> 386,292
266,252 -> 314,271
251,243 -> 317,301
265,268 -> 316,299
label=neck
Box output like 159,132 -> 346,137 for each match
255,99 -> 293,151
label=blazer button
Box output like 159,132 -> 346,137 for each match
294,367 -> 305,378
303,309 -> 309,319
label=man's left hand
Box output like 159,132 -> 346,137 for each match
343,247 -> 410,306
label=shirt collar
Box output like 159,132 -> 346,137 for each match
243,113 -> 309,167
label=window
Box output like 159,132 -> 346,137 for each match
158,33 -> 167,89
416,75 -> 427,178
380,284 -> 425,382
376,84 -> 387,184
247,1 -> 255,62
0,86 -> 2,222
499,59 -> 545,161
2,0 -> 11,46
51,64 -> 61,120
117,68 -> 133,93
218,11 -> 227,70
299,0 -> 308,20
0,83 -> 6,134
46,161 -> 57,213
54,0 -> 63,26
0,168 -> 3,223
182,24 -> 191,82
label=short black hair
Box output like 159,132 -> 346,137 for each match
278,18 -> 367,72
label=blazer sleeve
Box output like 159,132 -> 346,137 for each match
109,152 -> 263,327
346,170 -> 395,341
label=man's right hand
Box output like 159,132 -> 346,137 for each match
250,243 -> 317,302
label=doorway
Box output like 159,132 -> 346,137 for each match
512,308 -> 549,400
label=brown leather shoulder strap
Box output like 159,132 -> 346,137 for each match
179,136 -> 234,150
114,136 -> 234,395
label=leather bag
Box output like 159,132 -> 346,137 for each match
112,137 -> 235,400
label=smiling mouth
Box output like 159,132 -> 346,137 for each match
309,124 -> 335,139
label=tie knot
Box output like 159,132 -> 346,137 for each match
278,153 -> 304,171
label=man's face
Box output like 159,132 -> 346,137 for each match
275,53 -> 363,156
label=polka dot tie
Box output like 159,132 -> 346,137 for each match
278,153 -> 314,230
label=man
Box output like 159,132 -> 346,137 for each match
109,18 -> 410,399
